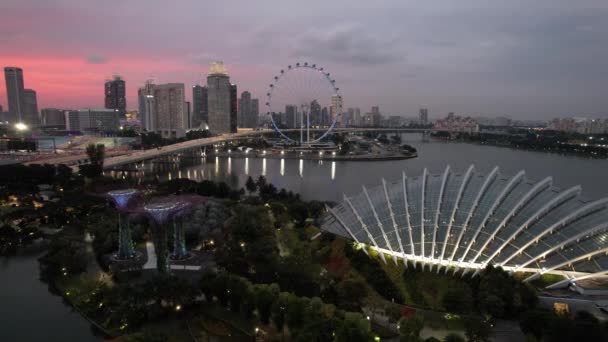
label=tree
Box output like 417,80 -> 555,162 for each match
216,182 -> 231,198
271,291 -> 291,332
253,283 -> 279,324
334,312 -> 373,342
245,176 -> 257,194
399,314 -> 424,342
443,333 -> 465,342
519,309 -> 550,341
83,143 -> 105,178
443,282 -> 473,313
336,278 -> 368,310
463,317 -> 491,342
197,180 -> 217,196
256,175 -> 267,189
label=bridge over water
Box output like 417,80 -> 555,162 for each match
25,127 -> 433,168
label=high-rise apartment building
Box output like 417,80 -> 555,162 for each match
285,105 -> 298,129
185,101 -> 191,129
4,67 -> 25,124
138,80 -> 156,132
331,95 -> 343,126
104,75 -> 126,117
354,107 -> 361,126
371,106 -> 382,126
207,62 -> 236,133
251,98 -> 259,127
238,91 -> 251,128
309,100 -> 321,126
419,108 -> 429,125
238,91 -> 259,128
153,83 -> 187,138
192,85 -> 208,129
230,84 -> 238,132
41,108 -> 65,128
23,89 -> 39,125
65,108 -> 120,133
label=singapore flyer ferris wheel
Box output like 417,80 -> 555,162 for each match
265,62 -> 341,144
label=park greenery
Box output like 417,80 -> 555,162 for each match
2,162 -> 608,341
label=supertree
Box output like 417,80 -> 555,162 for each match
171,201 -> 192,260
143,201 -> 181,273
106,189 -> 139,259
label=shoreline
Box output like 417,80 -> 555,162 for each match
212,151 -> 418,161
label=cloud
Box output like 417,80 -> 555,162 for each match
86,55 -> 108,64
186,52 -> 218,66
290,25 -> 404,66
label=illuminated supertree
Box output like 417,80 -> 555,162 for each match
171,201 -> 192,260
106,189 -> 139,259
143,201 -> 181,273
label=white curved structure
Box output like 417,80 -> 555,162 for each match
321,165 -> 608,284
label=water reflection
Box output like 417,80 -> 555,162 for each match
262,158 -> 267,176
112,133 -> 608,202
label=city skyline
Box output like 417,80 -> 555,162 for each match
1,1 -> 608,119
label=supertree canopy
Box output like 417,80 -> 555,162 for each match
107,189 -> 140,259
143,201 -> 181,273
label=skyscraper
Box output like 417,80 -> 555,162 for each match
321,107 -> 329,126
23,89 -> 39,125
419,108 -> 429,126
153,83 -> 187,138
238,91 -> 251,128
207,62 -> 235,134
104,75 -> 126,117
310,100 -> 321,126
4,67 -> 25,123
354,107 -> 361,126
371,106 -> 382,126
331,95 -> 343,126
230,84 -> 238,133
185,101 -> 191,129
237,91 -> 259,128
285,105 -> 297,128
41,108 -> 65,128
250,98 -> 259,128
192,85 -> 208,129
138,80 -> 156,132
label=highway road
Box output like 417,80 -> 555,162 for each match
24,127 -> 432,168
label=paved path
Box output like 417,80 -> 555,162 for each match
142,241 -> 157,270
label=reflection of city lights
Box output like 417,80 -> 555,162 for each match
331,161 -> 336,180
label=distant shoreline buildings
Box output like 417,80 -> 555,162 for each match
3,65 -> 608,137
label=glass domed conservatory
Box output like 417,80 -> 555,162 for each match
321,165 -> 608,288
